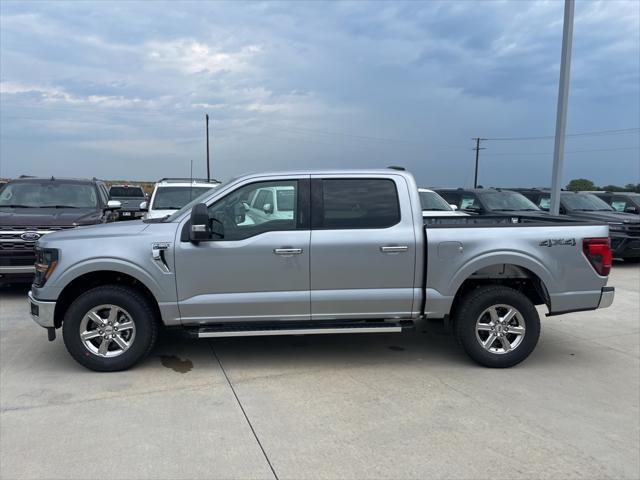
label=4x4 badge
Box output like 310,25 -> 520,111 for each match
539,238 -> 576,247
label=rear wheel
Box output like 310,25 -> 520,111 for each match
453,285 -> 540,368
62,285 -> 158,371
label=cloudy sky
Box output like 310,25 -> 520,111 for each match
0,0 -> 638,187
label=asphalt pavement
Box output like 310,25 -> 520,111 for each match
1,263 -> 638,479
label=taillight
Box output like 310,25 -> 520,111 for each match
582,238 -> 612,276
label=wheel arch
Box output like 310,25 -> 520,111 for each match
450,260 -> 552,315
53,270 -> 162,328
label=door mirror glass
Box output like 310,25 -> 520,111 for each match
262,203 -> 273,214
106,200 -> 121,210
139,201 -> 148,211
190,203 -> 212,242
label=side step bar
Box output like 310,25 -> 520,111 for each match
189,320 -> 414,339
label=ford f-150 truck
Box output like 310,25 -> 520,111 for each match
28,169 -> 615,371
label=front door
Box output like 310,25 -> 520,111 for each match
309,175 -> 417,320
174,177 -> 311,324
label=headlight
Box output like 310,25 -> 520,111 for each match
34,247 -> 59,287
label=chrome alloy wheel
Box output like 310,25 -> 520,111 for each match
475,304 -> 526,355
79,304 -> 136,357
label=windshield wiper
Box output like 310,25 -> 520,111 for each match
493,208 -> 517,211
41,205 -> 80,208
0,204 -> 34,208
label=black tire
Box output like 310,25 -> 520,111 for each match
453,285 -> 540,368
62,285 -> 158,371
623,257 -> 640,264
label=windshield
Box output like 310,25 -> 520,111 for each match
479,191 -> 540,211
419,191 -> 452,211
152,186 -> 215,211
562,193 -> 614,211
0,181 -> 98,208
109,186 -> 144,198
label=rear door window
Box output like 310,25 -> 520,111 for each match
315,179 -> 400,229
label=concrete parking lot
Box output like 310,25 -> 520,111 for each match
0,264 -> 638,480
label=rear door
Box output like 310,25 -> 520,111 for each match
309,175 -> 417,320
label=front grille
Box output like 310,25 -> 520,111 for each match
627,224 -> 640,237
0,256 -> 34,266
0,225 -> 75,249
0,242 -> 37,251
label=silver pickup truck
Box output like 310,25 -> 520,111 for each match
28,169 -> 615,371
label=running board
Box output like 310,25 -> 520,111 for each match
190,321 -> 414,338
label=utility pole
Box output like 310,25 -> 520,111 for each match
550,0 -> 574,215
205,114 -> 211,182
472,137 -> 486,188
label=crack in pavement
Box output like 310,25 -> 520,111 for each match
208,341 -> 279,480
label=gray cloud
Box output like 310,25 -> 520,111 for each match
1,0 -> 638,187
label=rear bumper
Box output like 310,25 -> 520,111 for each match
28,291 -> 56,328
598,286 -> 615,309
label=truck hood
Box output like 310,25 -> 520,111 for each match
0,207 -> 103,227
565,210 -> 640,224
38,219 -> 150,246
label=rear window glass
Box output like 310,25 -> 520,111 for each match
319,179 -> 400,229
109,186 -> 144,198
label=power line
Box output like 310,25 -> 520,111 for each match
482,146 -> 639,157
484,128 -> 639,141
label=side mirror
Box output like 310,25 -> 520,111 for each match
190,203 -> 212,243
463,206 -> 482,214
263,203 -> 273,214
139,201 -> 148,212
233,203 -> 246,224
449,204 -> 458,211
624,206 -> 638,214
106,200 -> 121,210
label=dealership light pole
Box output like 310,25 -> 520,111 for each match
206,114 -> 211,182
550,0 -> 575,215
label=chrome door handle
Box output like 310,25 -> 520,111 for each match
380,245 -> 408,253
274,248 -> 303,255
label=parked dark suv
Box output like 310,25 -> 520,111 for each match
435,188 -> 550,217
592,192 -> 640,216
515,189 -> 640,263
0,177 -> 121,284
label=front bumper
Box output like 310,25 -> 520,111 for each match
598,287 -> 615,309
28,291 -> 56,328
611,235 -> 640,259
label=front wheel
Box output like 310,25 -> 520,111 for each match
62,285 -> 158,371
453,285 -> 541,368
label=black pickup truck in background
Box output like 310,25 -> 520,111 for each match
0,176 -> 121,284
515,188 -> 640,263
108,184 -> 147,220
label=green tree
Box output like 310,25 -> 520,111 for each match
601,184 -> 625,192
624,183 -> 640,193
566,178 -> 597,191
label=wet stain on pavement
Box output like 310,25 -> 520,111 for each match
389,346 -> 405,351
160,355 -> 193,373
